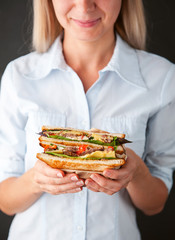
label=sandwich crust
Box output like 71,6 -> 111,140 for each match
41,126 -> 125,139
36,153 -> 125,172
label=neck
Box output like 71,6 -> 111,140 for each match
62,31 -> 116,71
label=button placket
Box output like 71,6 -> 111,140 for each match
71,70 -> 91,130
72,188 -> 88,240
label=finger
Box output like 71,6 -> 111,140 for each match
63,173 -> 84,184
85,178 -> 114,195
35,172 -> 84,186
103,168 -> 129,180
90,174 -> 124,193
59,178 -> 85,191
86,185 -> 99,192
85,179 -> 99,192
35,160 -> 65,178
34,172 -> 62,185
42,180 -> 84,195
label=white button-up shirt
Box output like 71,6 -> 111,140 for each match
0,34 -> 175,240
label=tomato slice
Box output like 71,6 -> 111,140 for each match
44,144 -> 57,152
77,144 -> 88,155
107,146 -> 114,150
81,135 -> 84,140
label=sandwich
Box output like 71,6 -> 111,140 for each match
36,126 -> 130,178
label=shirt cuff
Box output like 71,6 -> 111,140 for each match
148,166 -> 173,193
0,158 -> 24,182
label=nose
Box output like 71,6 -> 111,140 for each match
75,0 -> 96,13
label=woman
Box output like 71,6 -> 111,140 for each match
0,0 -> 175,239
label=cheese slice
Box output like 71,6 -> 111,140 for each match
51,130 -> 82,135
80,150 -> 116,159
91,133 -> 113,142
47,149 -> 63,153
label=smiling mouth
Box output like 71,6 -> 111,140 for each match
72,18 -> 101,28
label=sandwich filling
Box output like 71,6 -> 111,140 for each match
42,143 -> 119,160
41,129 -> 123,146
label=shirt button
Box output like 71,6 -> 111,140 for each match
79,191 -> 84,197
77,225 -> 83,231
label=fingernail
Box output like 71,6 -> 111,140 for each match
57,172 -> 63,178
71,175 -> 79,181
85,179 -> 91,186
76,188 -> 82,192
76,180 -> 84,186
85,180 -> 88,185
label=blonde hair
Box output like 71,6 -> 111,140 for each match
32,0 -> 62,52
32,0 -> 146,53
116,0 -> 146,50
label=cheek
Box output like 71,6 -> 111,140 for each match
52,0 -> 71,23
110,0 -> 122,18
100,0 -> 122,21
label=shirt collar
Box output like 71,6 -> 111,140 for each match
101,34 -> 147,89
23,35 -> 68,80
25,34 -> 147,89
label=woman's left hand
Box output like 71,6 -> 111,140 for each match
85,148 -> 140,195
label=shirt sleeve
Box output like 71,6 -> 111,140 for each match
143,65 -> 175,193
0,62 -> 26,182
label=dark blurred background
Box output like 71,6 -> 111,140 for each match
0,0 -> 175,239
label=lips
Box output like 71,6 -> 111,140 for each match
72,18 -> 100,28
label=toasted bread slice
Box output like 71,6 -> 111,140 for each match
36,153 -> 126,172
41,126 -> 125,139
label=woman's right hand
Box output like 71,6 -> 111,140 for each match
32,160 -> 84,195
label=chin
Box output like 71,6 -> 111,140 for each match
71,29 -> 107,43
